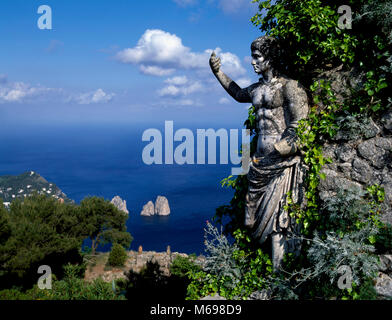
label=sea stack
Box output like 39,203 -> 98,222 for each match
140,196 -> 171,216
155,196 -> 170,216
111,196 -> 129,214
141,201 -> 155,216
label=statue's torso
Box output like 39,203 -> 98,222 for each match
248,78 -> 289,157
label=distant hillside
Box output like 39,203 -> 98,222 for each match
0,171 -> 70,205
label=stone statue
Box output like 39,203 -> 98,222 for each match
209,36 -> 309,270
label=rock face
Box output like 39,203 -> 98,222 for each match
155,196 -> 171,216
141,201 -> 155,216
111,196 -> 129,214
319,112 -> 392,225
375,272 -> 392,298
375,255 -> 392,298
140,196 -> 171,216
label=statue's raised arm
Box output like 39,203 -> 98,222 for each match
209,52 -> 252,103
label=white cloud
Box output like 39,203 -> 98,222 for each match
209,48 -> 246,78
74,89 -> 115,105
172,0 -> 197,7
177,99 -> 196,106
154,98 -> 200,107
116,29 -> 246,78
0,81 -> 58,103
140,65 -> 175,76
236,77 -> 252,88
164,76 -> 188,86
158,85 -> 181,97
158,81 -> 204,97
219,97 -> 230,104
0,76 -> 116,106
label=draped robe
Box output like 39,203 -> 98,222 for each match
242,77 -> 309,261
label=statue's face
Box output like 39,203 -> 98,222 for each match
251,49 -> 271,74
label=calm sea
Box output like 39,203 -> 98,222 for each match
0,122 -> 239,254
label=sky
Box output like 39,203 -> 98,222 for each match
0,0 -> 264,128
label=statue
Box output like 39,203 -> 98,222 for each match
210,36 -> 309,270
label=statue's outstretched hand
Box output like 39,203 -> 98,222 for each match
209,52 -> 221,74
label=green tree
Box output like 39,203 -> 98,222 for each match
0,194 -> 85,288
0,200 -> 11,278
107,243 -> 127,267
79,197 -> 132,255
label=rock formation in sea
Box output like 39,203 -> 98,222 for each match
140,196 -> 171,216
155,196 -> 170,216
111,196 -> 129,214
141,201 -> 155,216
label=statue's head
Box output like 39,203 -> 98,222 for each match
250,36 -> 283,75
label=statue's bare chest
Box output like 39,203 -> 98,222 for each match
250,80 -> 285,110
249,80 -> 287,136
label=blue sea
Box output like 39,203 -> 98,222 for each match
0,122 -> 239,255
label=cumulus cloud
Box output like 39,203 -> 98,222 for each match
158,80 -> 204,97
116,29 -> 246,78
0,81 -> 59,103
74,89 -> 115,105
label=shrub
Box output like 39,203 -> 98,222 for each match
0,263 -> 124,300
187,223 -> 273,300
107,243 -> 127,267
170,255 -> 201,278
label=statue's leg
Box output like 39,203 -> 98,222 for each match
271,232 -> 285,271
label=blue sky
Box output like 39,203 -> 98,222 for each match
0,0 -> 264,127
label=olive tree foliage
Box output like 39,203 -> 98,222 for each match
79,197 -> 132,255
